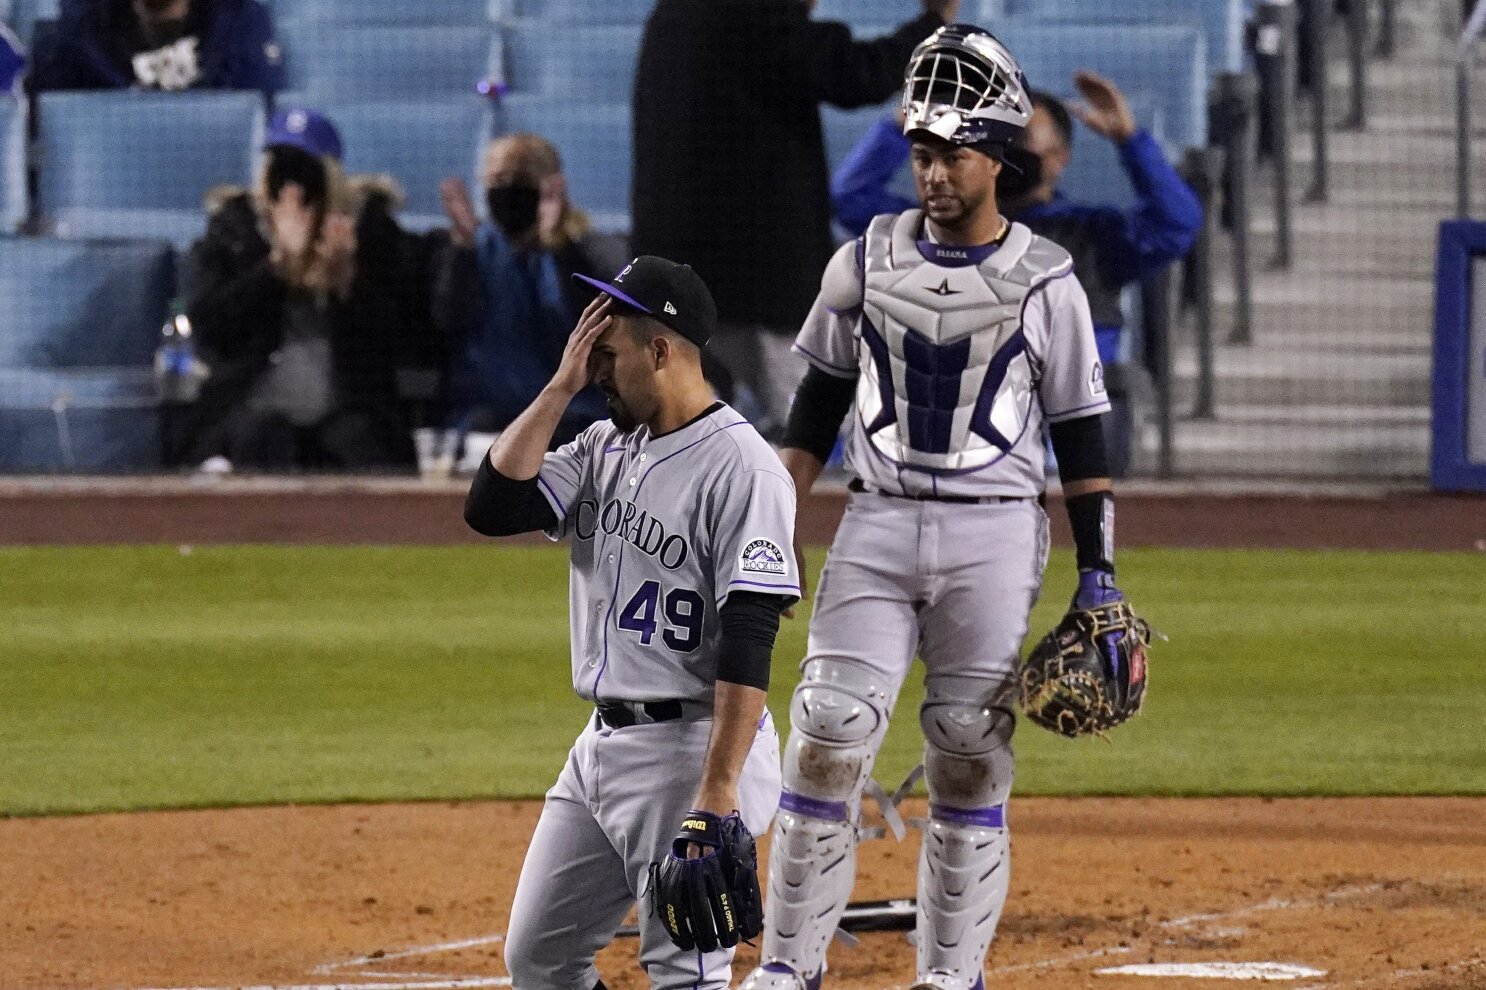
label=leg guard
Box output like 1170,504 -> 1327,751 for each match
744,658 -> 893,988
914,679 -> 1016,990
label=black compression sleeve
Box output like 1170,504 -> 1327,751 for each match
1048,414 -> 1111,483
716,591 -> 788,691
1066,490 -> 1116,573
464,455 -> 559,537
782,366 -> 856,463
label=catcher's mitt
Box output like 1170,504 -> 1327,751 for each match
650,810 -> 763,952
1019,599 -> 1152,738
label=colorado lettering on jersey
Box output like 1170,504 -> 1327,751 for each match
574,497 -> 691,570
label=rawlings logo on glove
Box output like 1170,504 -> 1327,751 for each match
649,810 -> 763,952
1019,571 -> 1153,739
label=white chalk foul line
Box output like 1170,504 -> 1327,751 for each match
1162,883 -> 1385,931
986,945 -> 1137,976
1311,954 -> 1486,990
312,934 -> 506,974
349,974 -> 491,981
984,883 -> 1386,980
1095,962 -> 1327,981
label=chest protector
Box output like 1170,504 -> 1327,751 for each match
856,209 -> 1072,474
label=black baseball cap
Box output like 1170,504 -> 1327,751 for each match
573,255 -> 717,349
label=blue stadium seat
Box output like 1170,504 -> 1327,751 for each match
0,237 -> 174,471
1007,0 -> 1248,75
278,24 -> 499,101
0,97 -> 26,233
496,97 -> 630,232
505,0 -> 654,23
7,0 -> 59,43
502,22 -> 640,99
814,0 -> 1010,26
319,97 -> 494,232
273,0 -> 490,26
993,23 -> 1207,148
37,92 -> 265,245
0,367 -> 161,470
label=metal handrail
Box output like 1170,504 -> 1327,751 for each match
1458,0 -> 1486,217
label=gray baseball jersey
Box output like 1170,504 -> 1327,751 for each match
793,211 -> 1110,498
535,401 -> 800,705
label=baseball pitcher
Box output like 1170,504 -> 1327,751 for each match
465,256 -> 800,989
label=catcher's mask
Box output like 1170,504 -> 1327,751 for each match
901,24 -> 1033,158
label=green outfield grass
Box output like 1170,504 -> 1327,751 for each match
1,544 -> 1482,816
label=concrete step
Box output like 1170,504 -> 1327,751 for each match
1171,347 -> 1431,408
1181,403 -> 1430,427
1209,286 -> 1433,338
1170,418 -> 1429,479
1204,328 -> 1431,356
1290,129 -> 1483,165
1212,275 -> 1428,306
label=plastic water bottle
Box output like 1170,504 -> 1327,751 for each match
154,300 -> 206,404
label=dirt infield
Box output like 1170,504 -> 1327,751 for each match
1,478 -> 1484,550
4,797 -> 1484,990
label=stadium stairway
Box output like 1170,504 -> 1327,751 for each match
1172,0 -> 1484,480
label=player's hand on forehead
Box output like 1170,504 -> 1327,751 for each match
550,295 -> 612,397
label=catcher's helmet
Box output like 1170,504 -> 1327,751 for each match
901,24 -> 1032,150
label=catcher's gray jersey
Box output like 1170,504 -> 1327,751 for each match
536,402 -> 800,705
794,210 -> 1109,498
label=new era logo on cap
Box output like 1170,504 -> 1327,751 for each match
664,302 -> 678,315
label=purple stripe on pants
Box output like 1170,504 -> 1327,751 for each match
929,802 -> 1006,829
778,789 -> 850,822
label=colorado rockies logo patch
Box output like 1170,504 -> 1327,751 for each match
740,539 -> 787,575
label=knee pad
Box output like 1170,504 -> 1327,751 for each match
920,688 -> 1016,810
783,658 -> 893,808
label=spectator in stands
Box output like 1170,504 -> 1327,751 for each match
632,0 -> 961,440
832,72 -> 1202,475
431,132 -> 630,456
31,0 -> 281,94
177,108 -> 426,472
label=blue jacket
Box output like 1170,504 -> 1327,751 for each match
434,223 -> 620,433
33,0 -> 281,94
831,116 -> 1202,362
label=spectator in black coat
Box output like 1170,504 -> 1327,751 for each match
177,108 -> 427,472
31,0 -> 281,94
631,0 -> 958,438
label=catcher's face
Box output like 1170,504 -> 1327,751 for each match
589,313 -> 661,433
911,135 -> 1002,230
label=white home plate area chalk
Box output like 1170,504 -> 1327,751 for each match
1094,962 -> 1328,980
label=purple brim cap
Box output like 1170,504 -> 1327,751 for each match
572,273 -> 653,314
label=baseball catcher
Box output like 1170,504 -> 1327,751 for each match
1020,572 -> 1152,738
651,810 -> 764,953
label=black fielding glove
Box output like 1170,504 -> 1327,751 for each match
649,810 -> 763,952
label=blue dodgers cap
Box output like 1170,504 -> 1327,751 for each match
265,107 -> 343,160
573,256 -> 718,348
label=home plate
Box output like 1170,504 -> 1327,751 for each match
1094,962 -> 1327,981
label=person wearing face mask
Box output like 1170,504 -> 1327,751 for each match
173,108 -> 429,471
829,72 -> 1202,475
31,0 -> 280,94
430,133 -> 631,457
